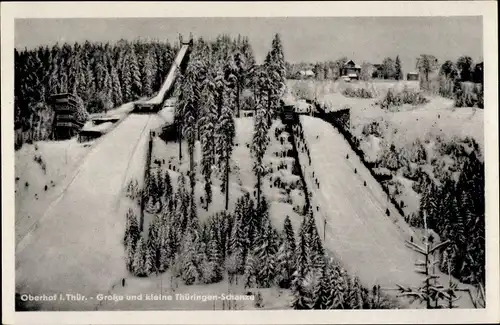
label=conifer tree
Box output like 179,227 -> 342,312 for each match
129,48 -> 142,99
395,55 -> 403,81
291,270 -> 312,309
216,100 -> 236,210
199,72 -> 218,208
283,216 -> 296,253
254,218 -> 278,288
110,66 -> 123,106
132,237 -> 147,276
163,170 -> 173,205
141,50 -> 155,97
251,107 -> 269,205
124,208 -> 140,250
229,209 -> 246,272
179,231 -> 198,285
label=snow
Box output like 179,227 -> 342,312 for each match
89,102 -> 136,119
94,116 -> 303,311
358,134 -> 382,163
15,113 -> 166,310
297,115 -> 476,308
15,139 -> 92,245
82,121 -> 114,133
91,270 -> 292,310
145,45 -> 189,105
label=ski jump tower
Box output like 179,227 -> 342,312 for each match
133,34 -> 193,113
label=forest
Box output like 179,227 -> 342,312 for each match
121,34 -> 398,309
14,32 -> 485,308
14,39 -> 179,148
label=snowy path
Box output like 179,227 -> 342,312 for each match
298,115 -> 475,308
15,114 -> 163,310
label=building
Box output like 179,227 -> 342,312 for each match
341,60 -> 361,80
473,62 -> 483,84
50,93 -> 88,140
407,72 -> 419,81
298,69 -> 315,79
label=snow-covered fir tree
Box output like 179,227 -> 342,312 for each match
215,98 -> 236,210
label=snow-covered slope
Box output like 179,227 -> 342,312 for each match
15,112 -> 168,310
298,115 -> 475,308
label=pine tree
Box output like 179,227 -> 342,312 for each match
147,216 -> 161,273
243,252 -> 258,288
251,107 -> 269,205
124,208 -> 140,250
125,235 -> 136,272
179,232 -> 198,285
276,231 -> 296,289
176,174 -> 190,234
291,270 -> 312,309
206,228 -> 223,283
216,99 -> 236,210
296,218 -> 311,277
306,212 -> 325,271
132,237 -> 146,276
129,48 -> 142,99
179,62 -> 199,182
141,50 -> 156,97
120,54 -> 133,102
229,209 -> 246,272
163,170 -> 173,205
144,241 -> 154,275
110,66 -> 123,106
395,55 -> 403,81
199,73 -> 218,208
283,216 -> 296,253
254,218 -> 278,288
313,266 -> 332,309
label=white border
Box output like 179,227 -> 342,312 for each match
2,2 -> 498,324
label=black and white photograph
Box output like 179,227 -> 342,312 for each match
2,1 -> 499,324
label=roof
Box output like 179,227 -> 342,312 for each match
300,70 -> 315,76
81,121 -> 113,133
282,97 -> 296,107
344,60 -> 361,68
295,100 -> 312,112
407,71 -> 419,75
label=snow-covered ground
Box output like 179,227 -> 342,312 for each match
297,115 -> 476,308
289,78 -> 484,220
15,113 -> 166,311
15,102 -> 143,248
15,139 -> 92,245
86,116 -> 302,311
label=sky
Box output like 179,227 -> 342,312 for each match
15,16 -> 483,73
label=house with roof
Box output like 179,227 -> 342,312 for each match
406,71 -> 419,81
341,60 -> 361,80
299,69 -> 315,79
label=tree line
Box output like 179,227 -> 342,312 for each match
173,33 -> 286,213
414,139 -> 484,285
14,39 -> 179,149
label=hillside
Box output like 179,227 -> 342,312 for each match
15,113 -> 164,310
298,115 -> 476,308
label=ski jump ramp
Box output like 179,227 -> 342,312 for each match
15,46 -> 187,311
146,43 -> 189,105
298,115 -> 476,308
135,43 -> 190,112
